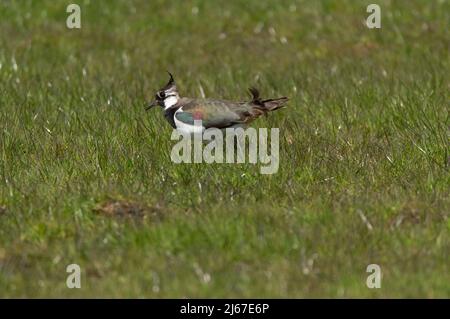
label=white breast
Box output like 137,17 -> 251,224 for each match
174,108 -> 205,134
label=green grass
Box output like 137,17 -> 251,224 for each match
0,0 -> 449,298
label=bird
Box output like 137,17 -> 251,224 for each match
146,73 -> 288,134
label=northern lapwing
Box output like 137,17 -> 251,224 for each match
146,73 -> 288,134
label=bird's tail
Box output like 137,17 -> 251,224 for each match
249,87 -> 288,112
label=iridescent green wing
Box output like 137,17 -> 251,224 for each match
175,99 -> 252,128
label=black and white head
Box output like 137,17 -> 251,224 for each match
146,72 -> 180,110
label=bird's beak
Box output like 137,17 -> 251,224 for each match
145,100 -> 157,111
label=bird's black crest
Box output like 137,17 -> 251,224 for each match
249,87 -> 262,104
162,72 -> 175,90
167,71 -> 174,85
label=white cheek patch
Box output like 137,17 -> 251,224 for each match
164,95 -> 179,109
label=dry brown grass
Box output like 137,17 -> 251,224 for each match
94,199 -> 162,219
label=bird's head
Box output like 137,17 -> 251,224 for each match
146,72 -> 180,110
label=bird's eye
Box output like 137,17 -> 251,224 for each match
157,91 -> 166,99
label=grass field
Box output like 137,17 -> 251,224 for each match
0,0 -> 449,298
